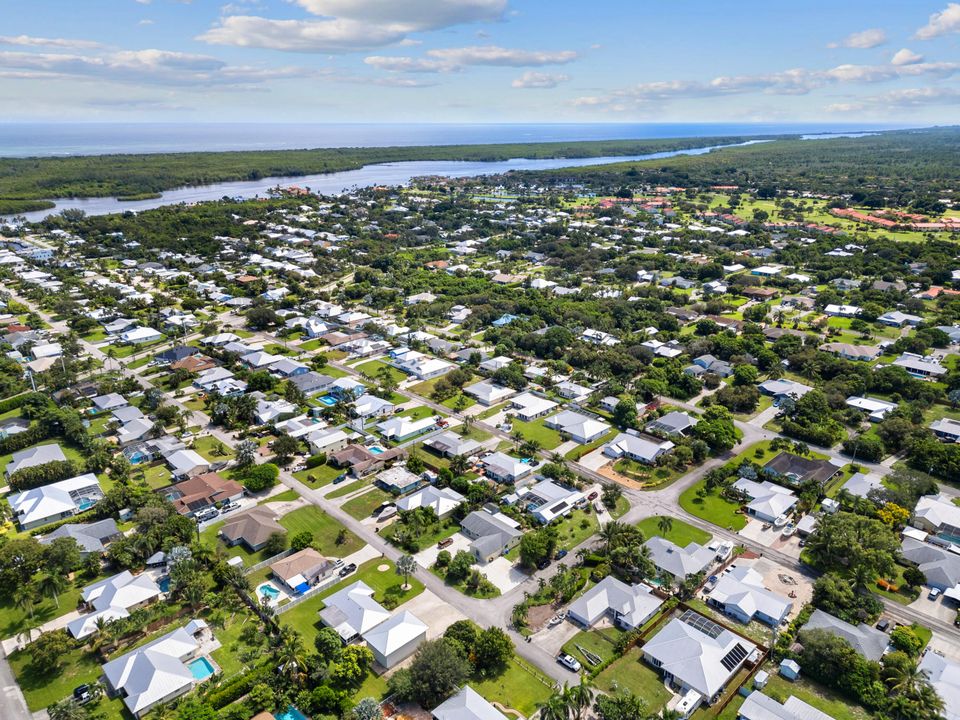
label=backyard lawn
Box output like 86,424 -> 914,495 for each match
192,434 -> 235,461
593,646 -> 672,711
277,505 -> 364,557
762,673 -> 871,720
326,478 -> 368,499
354,359 -> 406,384
511,417 -> 563,450
137,462 -> 173,489
561,626 -> 623,670
553,506 -> 601,551
636,516 -> 712,546
293,462 -> 342,487
471,658 -> 555,717
341,487 -> 394,520
9,644 -> 104,712
679,480 -> 747,531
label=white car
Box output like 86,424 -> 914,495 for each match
557,653 -> 582,672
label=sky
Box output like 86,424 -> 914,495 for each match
1,0 -> 960,123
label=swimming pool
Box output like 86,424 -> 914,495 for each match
158,576 -> 170,593
369,446 -> 385,455
258,583 -> 281,600
275,707 -> 309,720
188,657 -> 215,681
317,395 -> 337,407
76,498 -> 97,511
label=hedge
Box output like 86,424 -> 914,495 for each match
8,460 -> 78,491
0,391 -> 45,415
0,423 -> 49,456
29,507 -> 97,536
204,663 -> 274,709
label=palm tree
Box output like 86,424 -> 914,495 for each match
599,521 -> 626,554
568,681 -> 594,720
657,516 -> 674,537
39,573 -> 68,608
16,589 -> 36,620
396,554 -> 417,590
450,454 -> 469,476
275,628 -> 307,687
537,691 -> 572,720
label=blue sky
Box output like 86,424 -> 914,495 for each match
2,0 -> 960,123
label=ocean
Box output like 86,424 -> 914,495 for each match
0,122 -> 910,158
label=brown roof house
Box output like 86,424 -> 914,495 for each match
220,507 -> 284,552
270,548 -> 337,593
330,443 -> 406,478
168,472 -> 244,516
170,355 -> 218,374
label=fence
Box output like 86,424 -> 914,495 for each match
243,548 -> 293,575
276,571 -> 343,615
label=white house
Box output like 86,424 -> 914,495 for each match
165,449 -> 210,479
68,570 -> 162,639
544,410 -> 611,445
9,473 -> 103,530
706,565 -> 792,626
523,480 -> 585,524
396,485 -> 465,519
481,451 -> 534,483
119,326 -> 163,344
645,536 -> 715,579
364,610 -> 428,669
464,379 -> 516,406
846,396 -> 898,422
509,392 -> 558,421
604,432 -> 675,465
320,581 -> 390,642
567,576 -> 663,630
432,686 -> 508,720
732,478 -> 797,524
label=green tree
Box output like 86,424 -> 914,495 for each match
404,638 -> 472,707
473,626 -> 513,675
396,554 -> 417,590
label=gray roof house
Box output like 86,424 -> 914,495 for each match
802,609 -> 889,661
604,432 -> 675,465
320,580 -> 390,642
5,442 -> 67,477
646,411 -> 698,437
40,518 -> 121,555
918,652 -> 960,720
424,430 -> 482,458
364,610 -> 427,669
645,536 -> 715,580
432,686 -> 508,720
738,692 -> 836,720
901,537 -> 960,591
461,509 -> 523,563
567,576 -> 663,630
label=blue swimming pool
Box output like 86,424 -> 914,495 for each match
275,707 -> 309,720
188,657 -> 215,681
76,498 -> 97,511
369,446 -> 384,455
158,576 -> 170,593
259,583 -> 281,600
317,395 -> 337,407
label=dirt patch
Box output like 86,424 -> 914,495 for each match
596,463 -> 648,490
527,603 -> 560,633
377,563 -> 390,572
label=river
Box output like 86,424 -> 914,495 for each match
6,139 -> 769,223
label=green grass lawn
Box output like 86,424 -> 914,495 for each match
326,478 -> 368,499
636,515 -> 712,546
594,646 -> 672,712
440,392 -> 476,410
277,505 -> 364,557
679,480 -> 747,531
278,559 -> 423,646
263,488 -> 299,504
8,643 -> 104,711
396,404 -> 441,421
341,487 -> 394,520
511,417 -> 563,450
382,518 -> 459,552
553,506 -> 601,551
293,462 -> 343,487
109,339 -> 165,358
137,462 -> 173,490
471,658 -> 555,717
611,457 -> 686,489
191,434 -> 235,461
762,672 -> 871,720
565,428 -> 619,461
561,626 -> 624,669
354,359 -> 406,384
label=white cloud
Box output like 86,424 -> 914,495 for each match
573,60 -> 959,111
0,47 -> 316,87
828,28 -> 887,49
293,0 -> 506,31
828,86 -> 960,112
915,3 -> 960,39
199,0 -> 507,53
511,71 -> 569,88
891,48 -> 923,66
365,45 -> 577,74
0,35 -> 104,50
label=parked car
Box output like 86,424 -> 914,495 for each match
587,491 -> 599,501
537,558 -> 551,571
221,502 -> 240,513
339,563 -> 357,577
437,538 -> 454,549
876,618 -> 891,632
555,549 -> 568,561
929,588 -> 942,600
557,653 -> 582,672
73,685 -> 93,705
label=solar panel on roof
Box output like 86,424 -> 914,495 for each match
721,643 -> 748,672
679,609 -> 724,639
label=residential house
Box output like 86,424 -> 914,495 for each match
320,580 -> 390,642
644,537 -> 715,580
376,415 -> 438,443
523,480 -> 586,524
732,478 -> 797,523
706,565 -> 793,626
840,472 -> 883,500
464,379 -> 516,406
846,396 -> 897,422
423,430 -> 482,458
604,432 -> 675,465
900,537 -> 960,593
5,442 -> 67,477
308,429 -> 351,456
289,371 -> 335,396
461,508 -> 523,563
432,686 -> 508,720
918,652 -> 960,720
271,548 -> 337,593
481,452 -> 534,483
931,418 -> 960,443
509,392 -> 558,421
819,343 -> 881,362
892,353 -> 948,378
913,493 -> 960,537
329,444 -> 405,478
101,620 -> 213,718
40,518 -> 121,556
567,576 -> 663,630
220,507 -> 284,552
396,485 -> 465,519
802,609 -> 888,661
352,394 -> 395,419
375,465 -> 421,495
544,410 -> 611,444
9,473 -> 103,530
757,379 -> 813,404
364,610 -> 428,669
168,472 -> 243,517
555,380 -> 594,403
646,411 -> 698,437
642,610 -> 758,706
68,570 -> 162,639
763,453 -> 839,487
738,693 -> 837,720
877,311 -> 923,328
165,449 -> 210,479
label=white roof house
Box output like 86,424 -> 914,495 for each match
119,326 -> 163,344
352,394 -> 395,418
523,479 -> 586,524
706,565 -> 792,627
509,392 -> 558,421
846,396 -> 897,422
396,485 -> 465,518
9,473 -> 102,530
931,418 -> 960,443
364,610 -> 428,669
165,449 -> 210,479
919,652 -> 960,720
432,686 -> 508,720
892,353 -> 948,378
320,581 -> 390,642
464,379 -> 516,406
424,430 -> 482,458
645,536 -> 715,579
642,610 -> 758,703
732,478 -> 797,524
481,451 -> 534,483
914,493 -> 960,535
567,576 -> 663,630
604,432 -> 675,465
5,442 -> 67,477
544,410 -> 611,445
102,620 -> 211,718
738,692 -> 836,720
68,571 -> 162,639
376,415 -> 437,441
841,472 -> 883,499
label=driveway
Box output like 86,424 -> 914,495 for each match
531,617 -> 582,655
396,589 -> 467,640
577,447 -> 610,471
415,532 -> 471,569
909,593 -> 957,624
482,557 -> 529,593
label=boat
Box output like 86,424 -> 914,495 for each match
773,514 -> 790,528
782,522 -> 796,537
